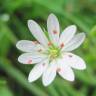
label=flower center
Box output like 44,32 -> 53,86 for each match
50,49 -> 58,58
48,46 -> 61,59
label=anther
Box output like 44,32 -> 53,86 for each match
38,49 -> 42,52
60,43 -> 64,48
28,60 -> 32,64
57,68 -> 61,72
42,63 -> 45,66
48,42 -> 52,46
33,41 -> 38,44
68,55 -> 72,57
53,30 -> 58,34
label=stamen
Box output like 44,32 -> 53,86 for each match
48,42 -> 52,46
68,55 -> 72,57
57,68 -> 61,72
28,60 -> 32,64
38,49 -> 42,52
42,63 -> 45,66
33,41 -> 38,44
53,30 -> 58,34
60,43 -> 64,48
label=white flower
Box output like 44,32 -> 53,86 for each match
16,13 -> 86,86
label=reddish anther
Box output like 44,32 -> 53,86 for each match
42,63 -> 45,66
48,42 -> 52,46
68,55 -> 73,57
28,60 -> 32,64
38,49 -> 42,52
60,43 -> 64,48
33,41 -> 38,44
53,30 -> 58,34
57,68 -> 61,72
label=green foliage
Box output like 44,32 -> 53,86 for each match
0,0 -> 96,96
0,79 -> 13,96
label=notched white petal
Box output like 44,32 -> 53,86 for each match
47,13 -> 60,46
28,60 -> 48,82
57,58 -> 75,81
62,53 -> 86,70
28,20 -> 48,47
63,33 -> 86,51
16,40 -> 46,53
59,25 -> 77,48
42,60 -> 56,86
18,53 -> 46,64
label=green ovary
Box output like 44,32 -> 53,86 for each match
48,47 -> 60,59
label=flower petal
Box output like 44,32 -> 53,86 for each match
18,53 -> 46,64
16,40 -> 45,52
47,13 -> 60,46
28,59 -> 48,82
62,53 -> 86,70
42,60 -> 56,86
59,25 -> 76,48
28,20 -> 49,47
63,33 -> 86,51
57,58 -> 75,81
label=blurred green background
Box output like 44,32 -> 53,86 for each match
0,0 -> 96,96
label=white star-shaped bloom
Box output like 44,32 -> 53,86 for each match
16,13 -> 86,86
